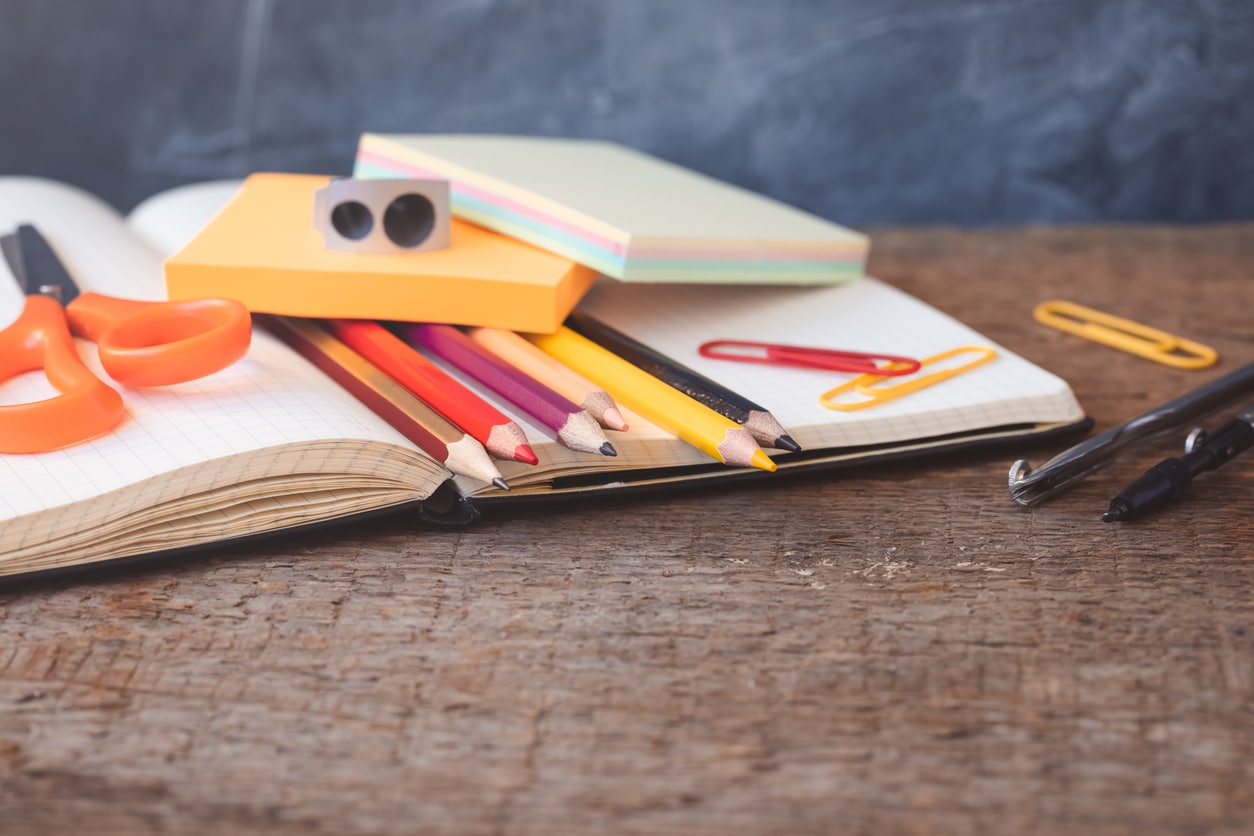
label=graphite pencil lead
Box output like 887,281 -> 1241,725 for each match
773,434 -> 802,453
444,435 -> 507,486
555,409 -> 616,456
744,410 -> 800,452
492,477 -> 511,492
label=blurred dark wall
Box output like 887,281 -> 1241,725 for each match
1,0 -> 1251,226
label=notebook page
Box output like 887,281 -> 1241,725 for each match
574,278 -> 1083,450
0,177 -> 428,523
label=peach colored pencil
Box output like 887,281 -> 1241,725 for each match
465,326 -> 628,431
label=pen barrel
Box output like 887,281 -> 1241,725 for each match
1110,457 -> 1194,519
1191,417 -> 1254,472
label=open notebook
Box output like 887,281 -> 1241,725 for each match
0,177 -> 1086,578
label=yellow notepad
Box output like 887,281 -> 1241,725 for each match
355,134 -> 869,284
163,173 -> 597,333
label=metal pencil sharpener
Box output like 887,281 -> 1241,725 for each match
313,178 -> 451,254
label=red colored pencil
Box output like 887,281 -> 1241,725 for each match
403,323 -> 616,457
328,319 -> 538,466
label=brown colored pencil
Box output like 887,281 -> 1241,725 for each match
263,315 -> 509,489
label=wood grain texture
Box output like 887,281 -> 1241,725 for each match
2,225 -> 1252,835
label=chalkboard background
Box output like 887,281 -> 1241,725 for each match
1,0 -> 1251,226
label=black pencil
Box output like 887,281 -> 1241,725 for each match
565,311 -> 802,452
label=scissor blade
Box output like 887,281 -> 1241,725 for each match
0,232 -> 25,285
15,224 -> 80,304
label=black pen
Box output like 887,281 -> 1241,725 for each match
1009,361 -> 1254,506
1102,409 -> 1254,522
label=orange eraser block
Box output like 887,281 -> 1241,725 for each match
163,173 -> 598,333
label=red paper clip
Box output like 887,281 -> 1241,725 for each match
698,340 -> 922,376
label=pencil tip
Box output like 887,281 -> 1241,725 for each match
750,448 -> 777,473
603,407 -> 629,432
774,434 -> 802,453
515,444 -> 540,466
599,441 -> 618,457
493,477 -> 511,491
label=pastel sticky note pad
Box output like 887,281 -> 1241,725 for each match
163,173 -> 597,333
354,134 -> 868,284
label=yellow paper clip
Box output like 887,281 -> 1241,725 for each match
820,346 -> 998,411
1033,300 -> 1217,369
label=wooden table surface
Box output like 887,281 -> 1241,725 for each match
2,225 -> 1252,835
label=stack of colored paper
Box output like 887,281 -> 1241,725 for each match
354,134 -> 868,285
163,173 -> 597,333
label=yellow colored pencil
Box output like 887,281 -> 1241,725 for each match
526,326 -> 776,472
465,326 -> 628,431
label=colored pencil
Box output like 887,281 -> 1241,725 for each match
263,315 -> 509,489
465,326 -> 628,431
566,311 -> 801,452
525,326 -> 777,472
402,323 -> 617,457
328,319 -> 538,465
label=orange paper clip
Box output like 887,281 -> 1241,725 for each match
819,346 -> 998,411
1033,300 -> 1217,369
699,339 -> 921,376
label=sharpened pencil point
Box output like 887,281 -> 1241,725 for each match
750,448 -> 777,472
515,444 -> 540,465
744,410 -> 796,452
774,434 -> 802,453
602,407 -> 629,432
493,477 -> 511,491
557,410 -> 615,455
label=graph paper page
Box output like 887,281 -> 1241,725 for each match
574,278 -> 1083,451
0,178 -> 421,523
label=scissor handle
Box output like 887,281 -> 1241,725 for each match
0,295 -> 126,454
66,293 -> 252,387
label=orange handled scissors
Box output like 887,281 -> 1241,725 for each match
0,224 -> 251,454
